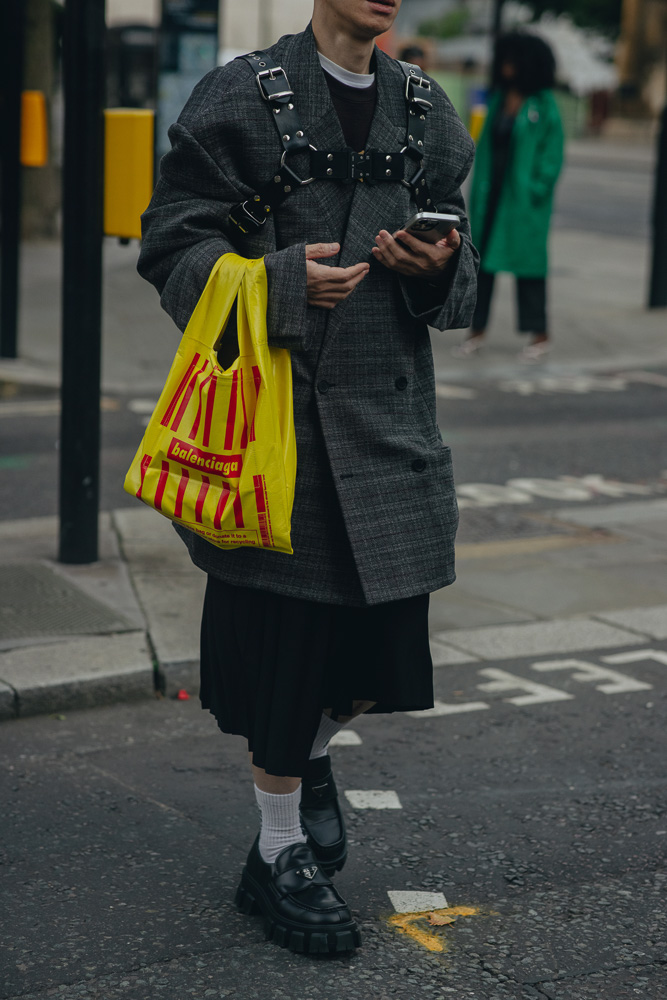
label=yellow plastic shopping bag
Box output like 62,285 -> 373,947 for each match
124,253 -> 296,553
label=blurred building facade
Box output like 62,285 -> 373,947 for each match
617,0 -> 667,115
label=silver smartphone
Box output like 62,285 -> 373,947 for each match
398,212 -> 461,244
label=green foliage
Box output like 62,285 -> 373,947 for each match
529,0 -> 623,34
418,8 -> 470,39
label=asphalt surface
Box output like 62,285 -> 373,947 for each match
1,369 -> 666,541
2,135 -> 665,998
3,640 -> 665,999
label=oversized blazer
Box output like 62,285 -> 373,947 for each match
137,24 -> 479,606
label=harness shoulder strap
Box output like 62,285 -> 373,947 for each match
228,51 -> 437,234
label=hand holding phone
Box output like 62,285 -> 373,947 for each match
394,212 -> 460,244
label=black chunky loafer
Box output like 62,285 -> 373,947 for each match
235,837 -> 361,954
300,754 -> 347,875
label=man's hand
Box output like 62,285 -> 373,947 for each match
306,243 -> 370,309
371,228 -> 461,279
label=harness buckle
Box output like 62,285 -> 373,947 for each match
256,66 -> 294,102
405,73 -> 433,111
229,200 -> 266,234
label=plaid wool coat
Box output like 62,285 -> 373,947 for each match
137,24 -> 478,606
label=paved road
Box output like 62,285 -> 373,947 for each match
2,641 -> 665,999
2,368 -> 666,541
553,142 -> 653,240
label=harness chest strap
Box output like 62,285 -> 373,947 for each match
229,51 -> 435,235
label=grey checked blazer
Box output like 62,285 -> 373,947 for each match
137,24 -> 479,606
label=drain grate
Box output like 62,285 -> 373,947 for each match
0,564 -> 134,640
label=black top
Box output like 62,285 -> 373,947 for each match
323,70 -> 377,152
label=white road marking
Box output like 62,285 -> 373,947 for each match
408,699 -> 490,718
499,375 -> 628,396
128,398 -> 158,414
531,658 -> 653,694
0,397 -> 118,418
457,474 -> 659,509
329,729 -> 362,747
456,482 -> 534,507
602,648 -> 667,668
388,890 -> 448,913
476,668 -> 574,706
617,371 -> 667,388
344,790 -> 402,810
435,384 -> 478,400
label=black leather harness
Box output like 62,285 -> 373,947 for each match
229,50 -> 436,235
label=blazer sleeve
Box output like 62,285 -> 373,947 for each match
137,118 -> 309,352
398,144 -> 480,331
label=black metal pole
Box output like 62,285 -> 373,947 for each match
492,0 -> 506,40
0,0 -> 25,359
648,104 -> 667,309
58,0 -> 106,564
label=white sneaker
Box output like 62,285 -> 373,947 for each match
452,335 -> 485,358
519,340 -> 550,362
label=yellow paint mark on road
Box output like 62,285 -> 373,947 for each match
388,905 -> 479,953
456,530 -> 618,561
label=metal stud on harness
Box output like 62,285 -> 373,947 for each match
229,50 -> 436,235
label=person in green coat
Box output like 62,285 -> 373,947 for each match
455,32 -> 564,360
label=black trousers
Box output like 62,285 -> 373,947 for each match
472,269 -> 547,335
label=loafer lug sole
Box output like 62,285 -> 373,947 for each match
236,870 -> 361,954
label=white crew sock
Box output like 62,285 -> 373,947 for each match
309,712 -> 346,760
255,784 -> 307,864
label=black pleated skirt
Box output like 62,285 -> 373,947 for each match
199,576 -> 434,776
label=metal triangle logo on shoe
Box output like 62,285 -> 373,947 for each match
296,865 -> 318,879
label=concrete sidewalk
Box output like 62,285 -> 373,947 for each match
1,495 -> 666,721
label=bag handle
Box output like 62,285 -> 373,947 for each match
184,253 -> 262,355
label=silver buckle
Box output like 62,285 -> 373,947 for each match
405,74 -> 433,110
256,66 -> 294,102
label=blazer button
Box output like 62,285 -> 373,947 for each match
395,376 -> 408,390
317,380 -> 330,394
412,458 -> 427,473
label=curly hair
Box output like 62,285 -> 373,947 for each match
491,32 -> 557,95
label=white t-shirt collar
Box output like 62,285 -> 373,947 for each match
318,52 -> 375,89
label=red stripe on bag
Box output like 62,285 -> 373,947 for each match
171,359 -> 209,432
174,468 -> 189,519
253,474 -> 266,512
248,365 -> 261,443
213,484 -> 230,530
253,474 -> 272,548
160,353 -> 200,427
202,375 -> 217,448
239,373 -> 249,449
195,475 -> 210,523
136,453 -> 152,499
224,370 -> 238,450
233,491 -> 244,527
154,460 -> 170,511
187,371 -> 211,441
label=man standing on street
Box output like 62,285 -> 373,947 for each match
138,0 -> 478,955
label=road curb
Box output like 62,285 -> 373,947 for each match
0,632 -> 155,720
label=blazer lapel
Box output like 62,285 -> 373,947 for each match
320,48 -> 412,353
281,26 -> 351,242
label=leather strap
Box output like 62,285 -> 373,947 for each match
397,60 -> 435,212
229,52 -> 436,234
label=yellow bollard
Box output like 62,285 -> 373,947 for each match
21,91 -> 48,167
104,109 -> 154,241
468,104 -> 487,144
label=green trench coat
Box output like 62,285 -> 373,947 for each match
469,89 -> 564,277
